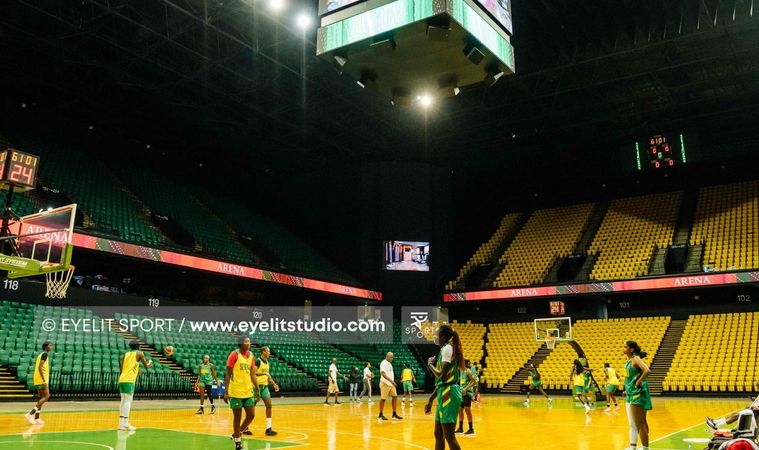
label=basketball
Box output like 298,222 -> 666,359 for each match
164,346 -> 174,357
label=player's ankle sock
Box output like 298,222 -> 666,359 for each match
458,421 -> 463,428
266,418 -> 272,429
234,437 -> 241,443
715,418 -> 727,426
35,413 -> 40,420
468,422 -> 473,430
29,407 -> 39,415
606,403 -> 610,407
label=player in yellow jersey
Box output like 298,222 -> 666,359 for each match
603,362 -> 621,412
24,341 -> 53,425
242,346 -> 279,436
224,335 -> 261,450
118,340 -> 152,431
401,363 -> 416,407
569,360 -> 591,414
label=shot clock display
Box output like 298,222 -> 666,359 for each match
0,149 -> 40,192
549,301 -> 565,316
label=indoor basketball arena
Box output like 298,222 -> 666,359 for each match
1,0 -> 759,449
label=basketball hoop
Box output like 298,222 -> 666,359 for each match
546,336 -> 557,350
42,264 -> 75,299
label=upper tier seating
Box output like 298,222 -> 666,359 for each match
494,204 -> 594,287
589,192 -> 681,280
691,180 -> 758,271
664,312 -> 759,393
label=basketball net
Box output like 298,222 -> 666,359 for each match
546,336 -> 557,350
44,264 -> 75,299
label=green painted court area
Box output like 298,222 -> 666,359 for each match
650,423 -> 724,450
0,428 -> 304,450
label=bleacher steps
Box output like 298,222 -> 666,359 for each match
480,213 -> 531,289
647,319 -> 688,396
648,246 -> 668,276
573,253 -> 599,281
0,364 -> 32,399
501,344 -> 552,394
672,189 -> 699,246
574,200 -> 611,256
684,244 -> 704,272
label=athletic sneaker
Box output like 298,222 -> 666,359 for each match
614,405 -> 620,411
195,407 -> 204,415
548,398 -> 553,403
378,414 -> 388,421
119,424 -> 136,431
523,399 -> 530,404
584,404 -> 591,414
604,407 -> 611,412
455,428 -> 464,434
368,399 -> 374,403
706,416 -> 717,430
334,402 -> 341,406
265,428 -> 278,436
392,413 -> 403,420
410,401 -> 413,407
35,419 -> 45,425
235,443 -> 243,450
464,429 -> 475,436
24,413 -> 36,425
324,401 -> 330,406
211,405 -> 216,414
242,428 -> 252,436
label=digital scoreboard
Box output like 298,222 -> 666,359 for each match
639,134 -> 683,170
0,149 -> 40,192
617,131 -> 701,172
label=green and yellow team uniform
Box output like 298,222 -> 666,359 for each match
573,372 -> 587,394
254,358 -> 271,401
471,366 -> 479,387
200,363 -> 213,387
435,344 -> 462,423
401,368 -> 414,393
118,351 -> 139,394
583,371 -> 592,391
624,359 -> 652,410
33,353 -> 50,390
531,369 -> 541,387
229,350 -> 255,409
460,367 -> 476,397
605,367 -> 620,394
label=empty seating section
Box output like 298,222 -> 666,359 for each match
664,313 -> 759,392
448,213 -> 521,290
5,133 -> 162,245
691,181 -> 758,271
450,320 -> 486,369
589,192 -> 681,280
116,170 -> 255,263
495,204 -> 594,287
536,317 -> 668,390
484,322 -> 542,388
194,190 -> 356,285
0,302 -> 185,393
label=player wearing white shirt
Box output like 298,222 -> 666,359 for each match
324,358 -> 348,405
357,363 -> 374,403
378,352 -> 402,421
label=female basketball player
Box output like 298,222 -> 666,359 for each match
425,324 -> 465,450
24,341 -> 53,425
569,360 -> 591,413
524,363 -> 552,404
224,335 -> 261,450
623,341 -> 652,450
118,340 -> 152,431
603,362 -> 620,412
196,355 -> 220,415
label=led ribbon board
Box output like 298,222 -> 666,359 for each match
444,271 -> 759,302
70,233 -> 382,300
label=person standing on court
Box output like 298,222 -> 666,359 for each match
325,358 -> 348,405
357,362 -> 374,403
378,352 -> 402,421
349,365 -> 359,402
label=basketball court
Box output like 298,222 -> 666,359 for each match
0,396 -> 744,449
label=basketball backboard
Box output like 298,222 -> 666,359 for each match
534,317 -> 572,343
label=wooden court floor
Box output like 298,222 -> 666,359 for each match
0,395 -> 746,449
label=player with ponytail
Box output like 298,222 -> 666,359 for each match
623,340 -> 652,450
425,324 -> 464,450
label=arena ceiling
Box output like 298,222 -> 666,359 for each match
1,0 -> 759,169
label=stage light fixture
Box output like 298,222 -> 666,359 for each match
421,95 -> 432,106
270,0 -> 284,11
357,74 -> 377,91
463,44 -> 484,65
484,70 -> 504,87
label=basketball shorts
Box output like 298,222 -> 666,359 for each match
531,380 -> 542,388
403,381 -> 414,392
254,385 -> 271,401
606,384 -> 618,394
34,384 -> 48,391
435,384 -> 462,423
627,389 -> 652,411
460,394 -> 472,408
119,383 -> 135,394
574,386 -> 588,394
380,383 -> 397,399
230,397 -> 255,409
328,379 -> 338,394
